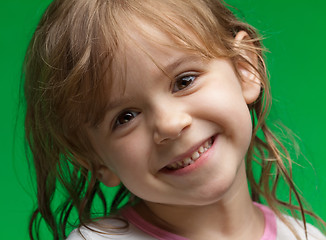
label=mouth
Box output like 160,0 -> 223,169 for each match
164,136 -> 215,171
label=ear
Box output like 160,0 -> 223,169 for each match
97,165 -> 121,187
235,31 -> 261,104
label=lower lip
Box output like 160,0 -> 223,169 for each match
161,135 -> 218,176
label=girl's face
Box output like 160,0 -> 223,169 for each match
87,24 -> 260,207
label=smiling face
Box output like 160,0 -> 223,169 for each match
87,24 -> 261,207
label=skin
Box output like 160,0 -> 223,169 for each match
87,23 -> 264,239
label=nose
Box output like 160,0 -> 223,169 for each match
153,104 -> 192,144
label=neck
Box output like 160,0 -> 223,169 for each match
135,163 -> 265,240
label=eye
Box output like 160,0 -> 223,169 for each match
172,74 -> 197,93
114,110 -> 139,129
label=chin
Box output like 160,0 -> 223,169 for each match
187,177 -> 238,206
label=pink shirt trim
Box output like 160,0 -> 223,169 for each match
254,202 -> 277,240
121,208 -> 188,240
122,202 -> 277,240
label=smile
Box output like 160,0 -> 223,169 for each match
165,137 -> 214,170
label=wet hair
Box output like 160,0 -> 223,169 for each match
23,0 -> 325,239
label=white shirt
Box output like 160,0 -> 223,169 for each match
67,204 -> 325,240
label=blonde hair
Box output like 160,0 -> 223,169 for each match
24,0 -> 324,239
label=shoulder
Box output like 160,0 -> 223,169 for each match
66,217 -> 156,240
276,214 -> 326,240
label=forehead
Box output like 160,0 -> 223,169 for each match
110,19 -> 203,86
105,1 -> 227,93
119,17 -> 200,60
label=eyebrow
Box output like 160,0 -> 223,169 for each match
163,54 -> 204,74
105,54 -> 204,112
105,97 -> 134,112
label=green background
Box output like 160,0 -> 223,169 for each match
1,0 -> 325,238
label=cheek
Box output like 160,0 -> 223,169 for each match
189,83 -> 253,150
190,83 -> 251,124
222,98 -> 253,151
235,108 -> 253,151
106,128 -> 152,174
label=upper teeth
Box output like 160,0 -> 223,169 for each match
166,138 -> 213,170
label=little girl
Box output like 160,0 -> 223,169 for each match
24,0 -> 325,239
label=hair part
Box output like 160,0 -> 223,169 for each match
24,0 -> 325,239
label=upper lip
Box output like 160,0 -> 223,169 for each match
162,136 -> 214,169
